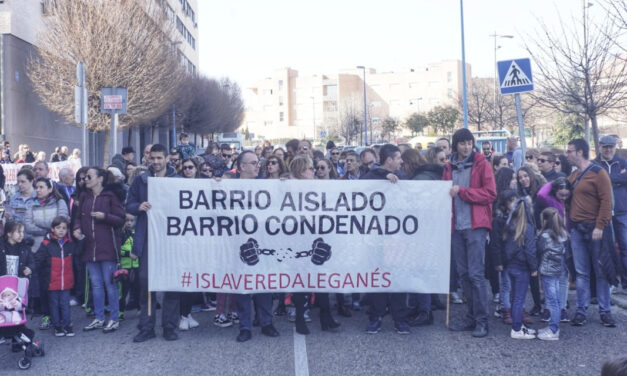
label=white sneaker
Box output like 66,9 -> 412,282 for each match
213,314 -> 233,328
511,327 -> 536,339
537,327 -> 559,341
69,297 -> 78,306
304,309 -> 312,322
521,325 -> 536,335
179,316 -> 190,331
450,292 -> 464,304
187,314 -> 199,329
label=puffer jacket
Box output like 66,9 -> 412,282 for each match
537,231 -> 565,277
25,196 -> 69,251
74,183 -> 126,263
0,237 -> 34,277
34,233 -> 83,291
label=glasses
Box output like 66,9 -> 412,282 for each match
316,165 -> 327,170
85,175 -> 94,180
331,152 -> 339,156
268,160 -> 278,166
555,162 -> 561,166
201,168 -> 213,173
298,147 -> 309,151
79,176 -> 86,182
182,165 -> 196,171
222,154 -> 232,158
525,156 -> 534,160
537,158 -> 549,163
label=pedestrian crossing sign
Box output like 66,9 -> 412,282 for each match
498,58 -> 534,95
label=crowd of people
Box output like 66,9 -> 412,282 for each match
0,129 -> 626,351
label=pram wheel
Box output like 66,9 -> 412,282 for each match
17,357 -> 31,370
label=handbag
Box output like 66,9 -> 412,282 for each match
111,228 -> 128,283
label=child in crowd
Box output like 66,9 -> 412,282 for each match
490,189 -> 518,325
503,197 -> 538,340
119,214 -> 139,319
0,221 -> 34,279
35,217 -> 83,337
176,133 -> 196,160
536,207 -> 568,341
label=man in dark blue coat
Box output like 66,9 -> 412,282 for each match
126,144 -> 180,342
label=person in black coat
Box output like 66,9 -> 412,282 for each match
0,221 -> 34,278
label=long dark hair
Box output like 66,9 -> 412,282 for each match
495,167 -> 515,196
516,166 -> 540,198
72,166 -> 90,199
4,220 -> 24,239
181,157 -> 199,178
89,167 -> 126,203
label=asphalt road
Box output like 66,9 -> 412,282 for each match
1,291 -> 626,376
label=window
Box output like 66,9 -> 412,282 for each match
448,89 -> 453,98
324,85 -> 337,97
279,112 -> 284,122
447,72 -> 453,83
279,96 -> 284,106
264,121 -> 273,127
278,80 -> 284,90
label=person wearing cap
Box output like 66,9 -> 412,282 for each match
594,135 -> 627,291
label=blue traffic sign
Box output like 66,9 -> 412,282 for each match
497,58 -> 533,95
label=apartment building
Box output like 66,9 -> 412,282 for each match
0,0 -> 198,163
243,60 -> 470,141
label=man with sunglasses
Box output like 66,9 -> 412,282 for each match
328,147 -> 345,177
594,135 -> 627,291
537,152 -> 565,182
220,144 -> 234,168
168,150 -> 183,173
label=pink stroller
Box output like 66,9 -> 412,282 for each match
0,275 -> 44,370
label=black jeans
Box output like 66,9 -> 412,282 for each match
138,253 -> 180,332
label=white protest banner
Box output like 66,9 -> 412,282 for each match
2,159 -> 82,185
147,178 -> 452,294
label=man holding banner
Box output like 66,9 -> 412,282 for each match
444,129 -> 496,338
234,150 -> 280,343
127,144 -> 181,343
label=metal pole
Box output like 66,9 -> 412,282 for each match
77,62 -> 87,166
311,96 -> 316,143
460,0 -> 469,129
515,93 -> 526,157
362,69 -> 368,145
172,103 -> 176,150
493,32 -> 498,130
0,35 -> 5,138
111,113 -> 118,161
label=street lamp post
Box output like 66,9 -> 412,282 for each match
310,96 -> 316,143
460,0 -> 469,129
489,32 -> 514,130
356,66 -> 368,145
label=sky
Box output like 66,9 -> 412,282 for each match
197,0 -> 602,96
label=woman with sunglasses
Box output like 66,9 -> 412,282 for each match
73,168 -> 126,333
264,155 -> 288,179
69,167 -> 90,307
176,158 -> 201,330
180,158 -> 199,179
289,155 -> 341,335
315,159 -> 338,180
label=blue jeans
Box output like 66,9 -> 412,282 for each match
541,276 -> 560,333
87,261 -> 119,321
500,270 -> 511,309
559,270 -> 569,310
236,293 -> 273,331
613,214 -> 627,289
506,264 -> 529,332
570,226 -> 611,316
452,228 -> 489,325
49,290 -> 71,328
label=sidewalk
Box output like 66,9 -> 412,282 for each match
611,285 -> 627,310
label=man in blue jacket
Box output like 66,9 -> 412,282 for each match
126,144 -> 181,342
594,135 -> 627,289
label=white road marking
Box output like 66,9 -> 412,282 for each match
293,327 -> 310,376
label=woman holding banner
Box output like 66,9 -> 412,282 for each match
177,158 -> 201,330
73,168 -> 125,334
289,155 -> 341,335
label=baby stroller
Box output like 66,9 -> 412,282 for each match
0,275 -> 45,370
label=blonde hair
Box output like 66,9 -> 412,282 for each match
505,196 -> 533,247
540,207 -> 568,241
289,155 -> 313,180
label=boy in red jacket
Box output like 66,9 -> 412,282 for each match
35,216 -> 83,337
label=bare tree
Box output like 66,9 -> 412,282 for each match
525,5 -> 627,151
336,93 -> 363,145
464,78 -> 494,131
179,77 -> 245,136
27,0 -> 185,162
